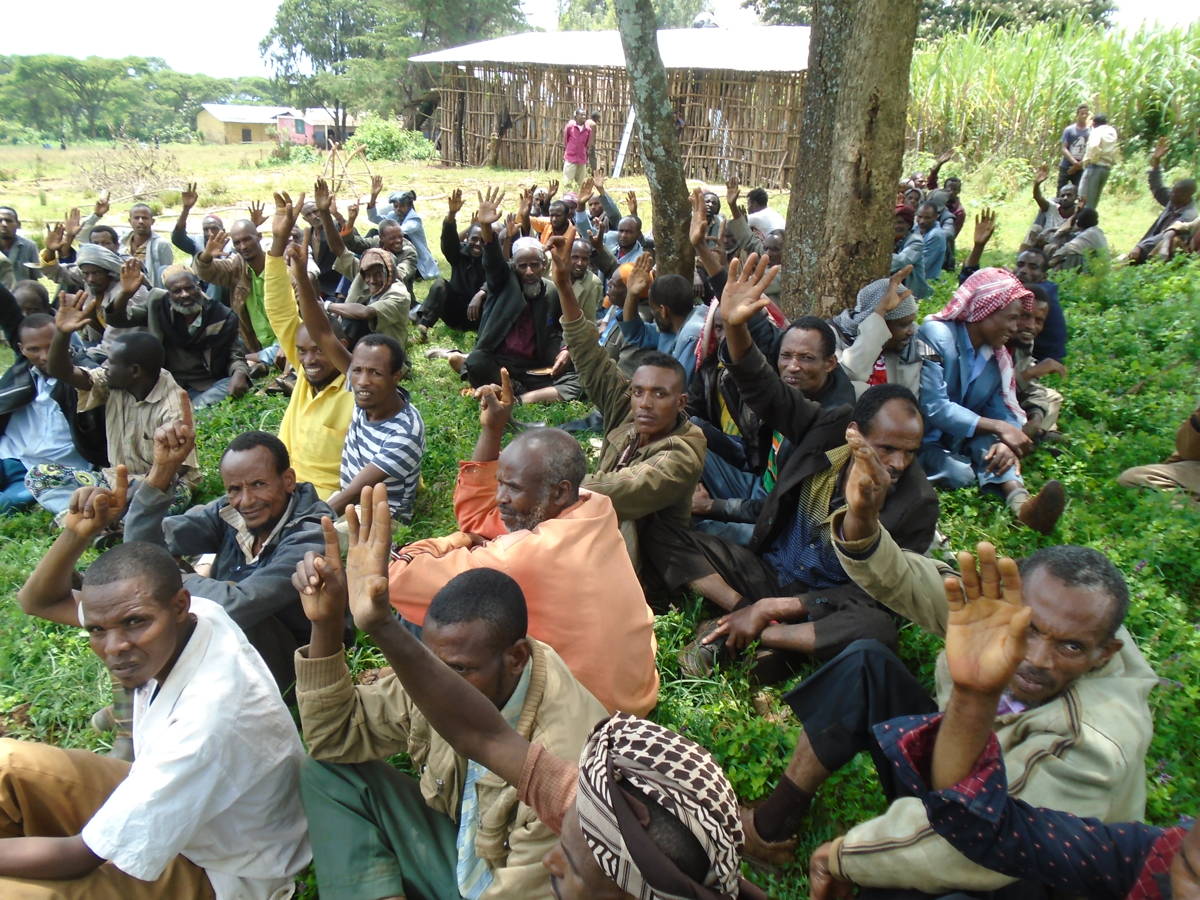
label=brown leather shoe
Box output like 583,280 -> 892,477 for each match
1018,480 -> 1066,534
739,805 -> 798,868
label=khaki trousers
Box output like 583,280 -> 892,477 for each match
1117,460 -> 1200,499
0,738 -> 214,899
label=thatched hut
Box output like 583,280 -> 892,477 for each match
411,26 -> 809,189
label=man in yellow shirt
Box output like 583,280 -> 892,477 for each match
262,193 -> 354,499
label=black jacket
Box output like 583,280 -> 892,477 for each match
720,341 -> 938,557
474,239 -> 562,366
0,285 -> 107,468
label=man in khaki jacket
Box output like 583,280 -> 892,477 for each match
746,437 -> 1156,900
295,554 -> 607,900
553,230 -> 707,571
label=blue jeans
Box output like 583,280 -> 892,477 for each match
187,377 -> 232,410
0,459 -> 33,513
919,436 -> 1023,490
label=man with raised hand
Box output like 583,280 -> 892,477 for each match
9,472 -> 310,898
294,515 -> 607,899
412,188 -> 487,335
744,430 -> 1157,899
262,191 -> 355,500
33,309 -> 197,520
288,231 -> 425,523
122,390 -> 332,690
387,368 -> 659,717
194,214 -> 274,354
105,266 -> 251,409
326,483 -> 768,900
852,544 -> 1200,900
549,228 -> 706,569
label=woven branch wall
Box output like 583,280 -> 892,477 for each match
427,62 -> 806,189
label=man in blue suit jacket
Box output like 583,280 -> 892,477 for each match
918,268 -> 1065,533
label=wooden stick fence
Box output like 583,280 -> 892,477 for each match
423,62 -> 806,189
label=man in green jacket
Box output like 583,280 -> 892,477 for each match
549,228 -> 707,572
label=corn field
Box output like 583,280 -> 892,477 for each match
908,18 -> 1200,161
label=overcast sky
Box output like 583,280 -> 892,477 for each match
1,0 -> 1195,79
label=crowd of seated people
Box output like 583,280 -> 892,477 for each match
0,116 -> 1195,900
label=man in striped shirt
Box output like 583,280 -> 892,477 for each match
288,223 -> 425,523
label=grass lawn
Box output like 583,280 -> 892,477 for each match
1,143 -> 1198,897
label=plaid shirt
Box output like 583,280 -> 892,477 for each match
875,713 -> 1186,900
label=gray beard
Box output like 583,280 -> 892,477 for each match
170,300 -> 204,317
521,280 -> 542,299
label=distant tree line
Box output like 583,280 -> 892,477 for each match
0,55 -> 285,144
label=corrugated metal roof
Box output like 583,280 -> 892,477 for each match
199,103 -> 293,124
411,26 -> 809,73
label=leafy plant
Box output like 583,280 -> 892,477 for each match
344,116 -> 437,162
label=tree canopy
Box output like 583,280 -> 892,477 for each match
0,54 -> 283,143
744,0 -> 1115,38
560,0 -> 709,30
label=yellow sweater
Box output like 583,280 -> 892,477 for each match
263,254 -> 353,498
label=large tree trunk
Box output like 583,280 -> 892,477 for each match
780,0 -> 920,318
613,0 -> 693,278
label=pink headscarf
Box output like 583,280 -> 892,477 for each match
928,267 -> 1033,424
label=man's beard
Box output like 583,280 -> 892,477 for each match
502,493 -> 552,533
521,279 -> 542,299
170,299 -> 204,316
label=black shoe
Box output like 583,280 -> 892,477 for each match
562,410 -> 604,433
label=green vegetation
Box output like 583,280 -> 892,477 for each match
343,117 -> 438,162
0,149 -> 1197,897
910,19 -> 1200,161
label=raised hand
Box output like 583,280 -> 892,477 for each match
44,222 -> 65,254
94,190 -> 110,219
64,207 -> 82,241
119,257 -> 143,296
688,187 -> 708,247
370,174 -> 384,200
725,175 -> 741,216
475,367 -> 514,432
344,484 -> 394,633
843,422 -> 892,525
181,182 -> 198,209
1150,135 -> 1169,167
877,266 -> 913,316
592,168 -> 606,192
152,391 -> 195,471
577,176 -> 595,203
972,207 -> 997,246
589,218 -> 607,249
293,516 -> 349,627
546,178 -> 559,199
54,292 -> 98,334
625,189 -> 637,217
626,252 -> 654,300
1033,164 -> 1049,184
517,186 -> 533,221
718,252 -> 778,327
204,228 -> 228,260
63,465 -> 128,541
271,191 -> 304,244
248,200 -> 268,228
944,543 -> 1030,698
447,188 -> 465,217
476,186 -> 505,226
314,178 -> 332,213
546,224 -> 577,279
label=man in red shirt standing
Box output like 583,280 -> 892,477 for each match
562,108 -> 592,190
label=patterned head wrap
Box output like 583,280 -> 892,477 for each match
577,712 -> 742,900
832,276 -> 918,340
76,243 -> 123,275
928,267 -> 1034,424
359,247 -> 396,291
